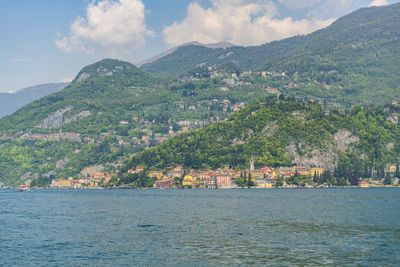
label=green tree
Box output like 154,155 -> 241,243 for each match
384,173 -> 392,185
234,177 -> 246,188
275,177 -> 284,187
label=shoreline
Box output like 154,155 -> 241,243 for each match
2,185 -> 399,191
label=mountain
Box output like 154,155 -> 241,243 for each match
2,3 -> 400,186
0,82 -> 69,118
142,3 -> 400,107
122,96 -> 400,182
0,58 -> 274,186
136,41 -> 235,67
0,59 -> 159,134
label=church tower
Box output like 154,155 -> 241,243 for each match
250,154 -> 255,172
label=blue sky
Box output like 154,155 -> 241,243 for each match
0,0 -> 397,93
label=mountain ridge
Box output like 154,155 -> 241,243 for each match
142,3 -> 400,76
136,41 -> 235,67
0,82 -> 69,119
141,2 -> 400,107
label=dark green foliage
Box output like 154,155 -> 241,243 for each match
117,170 -> 153,188
30,174 -> 52,188
125,98 -> 400,178
396,162 -> 400,178
384,173 -> 392,185
234,177 -> 246,188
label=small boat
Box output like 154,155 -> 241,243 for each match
18,186 -> 31,192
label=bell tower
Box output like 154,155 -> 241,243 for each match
250,154 -> 255,172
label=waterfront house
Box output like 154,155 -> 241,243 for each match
359,181 -> 370,188
51,179 -> 72,188
216,175 -> 232,188
153,176 -> 174,188
182,175 -> 196,188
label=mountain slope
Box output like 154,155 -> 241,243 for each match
136,41 -> 235,67
123,97 -> 400,178
0,59 -> 159,134
142,3 -> 400,107
0,82 -> 69,118
142,4 -> 400,76
0,58 -> 275,185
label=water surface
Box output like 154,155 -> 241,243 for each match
1,188 -> 399,266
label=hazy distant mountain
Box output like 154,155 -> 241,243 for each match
0,82 -> 69,118
136,41 -> 235,67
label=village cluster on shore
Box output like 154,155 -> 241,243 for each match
28,159 -> 400,190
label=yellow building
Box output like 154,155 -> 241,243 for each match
255,178 -> 273,188
308,168 -> 326,177
293,166 -> 309,176
89,180 -> 99,187
182,175 -> 195,187
149,171 -> 164,180
52,179 -> 72,188
270,170 -> 280,178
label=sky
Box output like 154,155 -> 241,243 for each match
0,0 -> 397,93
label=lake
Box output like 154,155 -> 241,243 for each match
0,188 -> 399,266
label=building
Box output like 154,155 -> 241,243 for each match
71,180 -> 83,189
308,168 -> 326,177
182,175 -> 195,188
386,164 -> 397,173
149,171 -> 164,180
153,176 -> 173,188
255,178 -> 273,188
128,166 -> 145,174
51,179 -> 72,188
359,181 -> 370,188
2,133 -> 14,138
293,166 -> 309,176
203,176 -> 216,189
216,175 -> 232,188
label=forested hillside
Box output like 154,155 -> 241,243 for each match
142,3 -> 400,108
1,4 -> 400,186
0,59 -> 276,185
123,96 -> 400,180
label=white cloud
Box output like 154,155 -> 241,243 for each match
162,0 -> 335,47
369,0 -> 388,7
55,0 -> 154,59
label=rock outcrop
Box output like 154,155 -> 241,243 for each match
37,106 -> 72,128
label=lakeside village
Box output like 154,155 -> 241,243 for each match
17,155 -> 399,190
